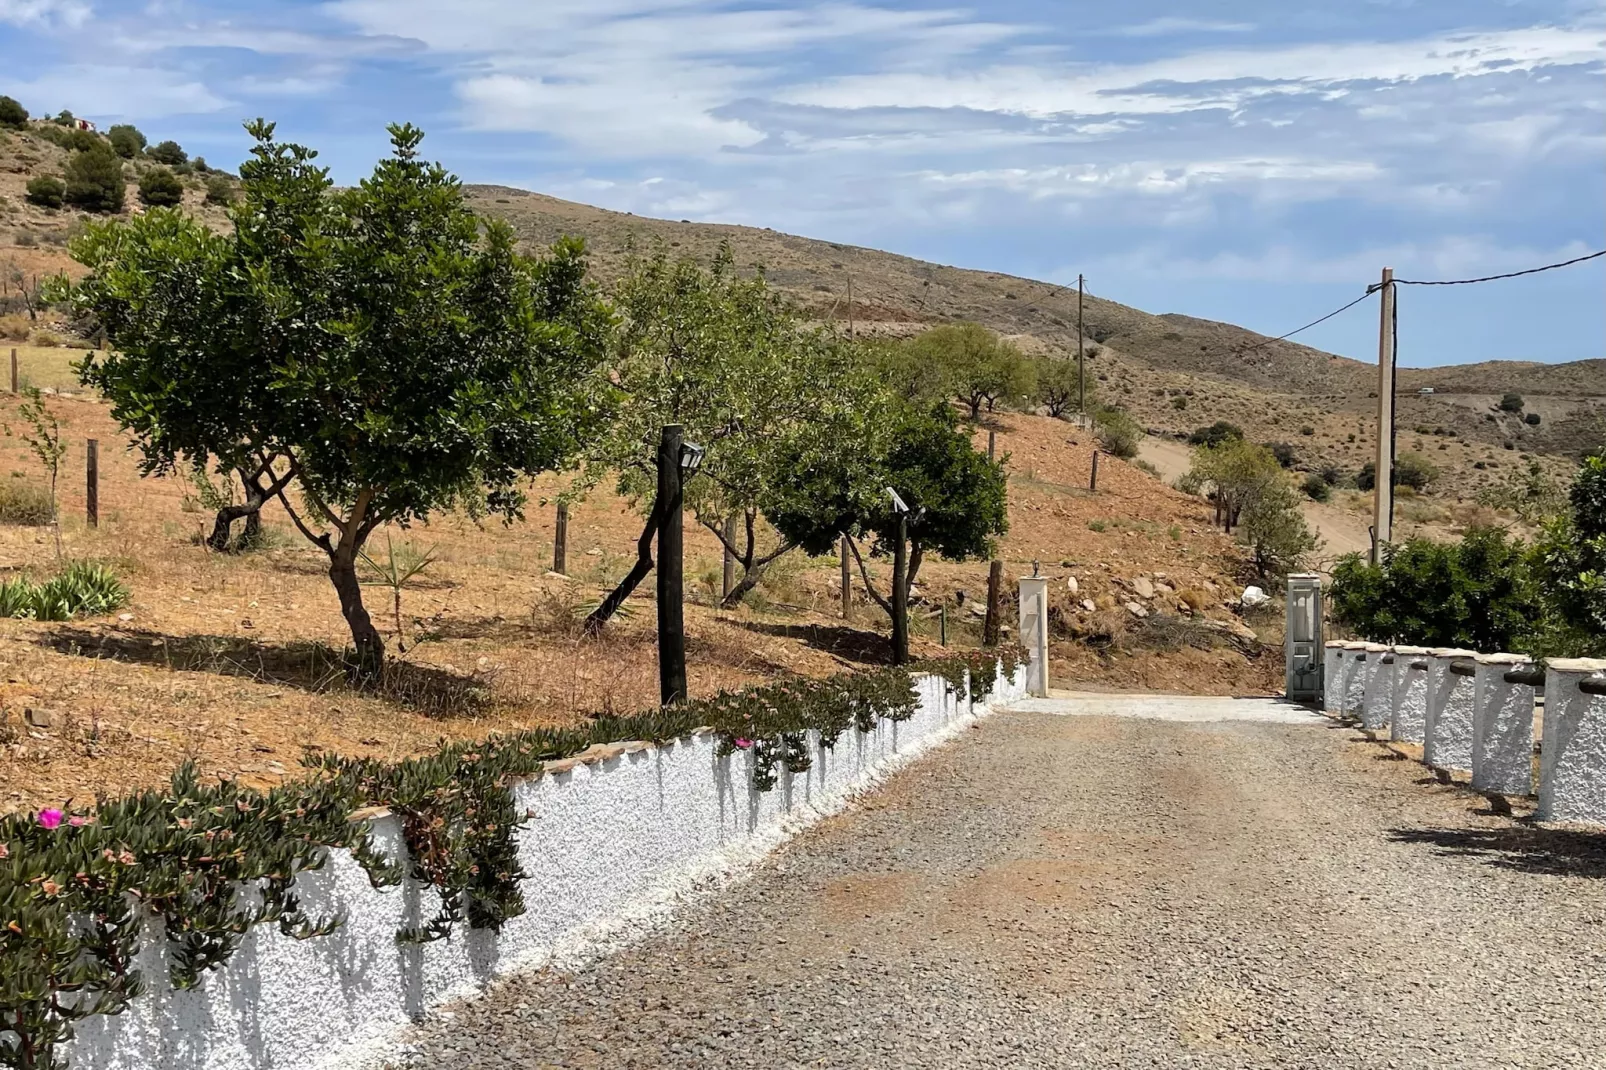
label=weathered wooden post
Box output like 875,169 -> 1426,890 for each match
86,438 -> 98,528
987,430 -> 996,462
839,534 -> 852,621
982,559 -> 1004,647
722,515 -> 737,600
939,603 -> 947,647
9,348 -> 16,393
553,501 -> 568,575
890,508 -> 909,665
657,425 -> 688,705
1090,450 -> 1100,492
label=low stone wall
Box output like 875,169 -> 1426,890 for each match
1323,642 -> 1606,824
66,666 -> 1025,1070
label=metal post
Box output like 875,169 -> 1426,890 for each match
891,510 -> 909,665
553,501 -> 568,575
839,534 -> 852,621
1090,450 -> 1100,492
86,439 -> 98,527
940,603 -> 947,647
722,515 -> 737,599
656,425 -> 688,705
1077,273 -> 1086,425
983,559 -> 1004,647
1372,267 -> 1395,565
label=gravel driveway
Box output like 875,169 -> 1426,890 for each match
384,699 -> 1606,1069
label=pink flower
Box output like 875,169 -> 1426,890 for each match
68,816 -> 90,828
734,738 -> 753,750
37,809 -> 64,830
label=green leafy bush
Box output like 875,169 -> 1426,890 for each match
1302,473 -> 1332,502
147,139 -> 187,166
137,165 -> 183,207
23,175 -> 64,209
106,123 -> 146,158
1525,412 -> 1542,427
1093,406 -> 1143,458
0,561 -> 129,620
1499,392 -> 1524,412
63,144 -> 125,213
203,174 -> 233,205
0,95 -> 27,128
1187,420 -> 1243,447
1357,452 -> 1438,492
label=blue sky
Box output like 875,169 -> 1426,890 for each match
2,0 -> 1603,368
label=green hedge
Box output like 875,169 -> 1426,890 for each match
0,648 -> 1021,1068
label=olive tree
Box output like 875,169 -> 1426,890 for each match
907,323 -> 1034,418
69,121 -> 609,676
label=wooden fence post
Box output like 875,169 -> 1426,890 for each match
9,348 -> 16,393
839,534 -> 852,621
987,430 -> 996,462
553,501 -> 568,574
722,515 -> 737,599
982,559 -> 1004,647
1090,450 -> 1100,492
86,439 -> 98,527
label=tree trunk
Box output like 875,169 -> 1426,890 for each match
206,466 -> 272,552
584,497 -> 664,635
718,543 -> 797,608
330,552 -> 384,680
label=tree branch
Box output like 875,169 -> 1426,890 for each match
845,535 -> 891,614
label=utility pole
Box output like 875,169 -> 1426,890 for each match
891,508 -> 909,666
657,425 -> 688,705
1077,273 -> 1086,427
1371,267 -> 1396,565
846,272 -> 855,341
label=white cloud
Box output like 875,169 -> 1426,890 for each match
0,0 -> 87,28
1,65 -> 231,119
1105,17 -> 1254,38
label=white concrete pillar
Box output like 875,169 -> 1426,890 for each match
1423,649 -> 1478,773
1018,576 -> 1049,698
1389,645 -> 1431,744
1359,643 -> 1393,731
1471,653 -> 1540,796
1339,642 -> 1368,718
1323,642 -> 1345,713
1537,659 -> 1606,823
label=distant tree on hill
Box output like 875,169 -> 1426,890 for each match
1031,356 -> 1090,419
107,123 -> 147,158
1093,406 -> 1143,458
1499,392 -> 1525,412
1188,421 -> 1244,448
25,175 -> 65,209
63,143 -> 125,213
204,174 -> 233,205
51,110 -> 74,127
0,95 -> 27,128
148,139 -> 187,166
68,121 -> 609,677
907,323 -> 1034,418
138,166 -> 184,207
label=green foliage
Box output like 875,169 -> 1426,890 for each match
1266,442 -> 1298,468
1188,421 -> 1244,448
68,120 -> 609,674
1092,406 -> 1142,459
1237,476 -> 1319,579
1188,438 -> 1283,531
147,139 -> 186,166
1499,392 -> 1524,412
1475,461 -> 1567,524
51,110 -> 73,126
358,536 -> 438,651
62,143 -> 125,213
1302,473 -> 1332,502
857,336 -> 953,407
106,124 -> 146,158
905,323 -> 1034,418
5,388 -> 65,558
1525,412 -> 1542,426
203,174 -> 233,205
1030,356 -> 1090,419
1170,395 -> 1187,410
0,95 -> 27,128
1532,457 -> 1606,655
23,176 -> 63,210
0,561 -> 129,620
1358,452 -> 1438,492
136,166 -> 183,208
0,650 -> 1021,1069
1330,528 -> 1540,652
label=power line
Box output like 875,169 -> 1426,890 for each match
1387,248 -> 1606,287
1233,289 -> 1376,356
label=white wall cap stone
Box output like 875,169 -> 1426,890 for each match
1545,658 -> 1606,674
1392,645 -> 1431,655
1363,643 -> 1390,652
1476,652 -> 1535,665
1429,648 -> 1477,658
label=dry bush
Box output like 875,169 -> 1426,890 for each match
27,329 -> 65,347
0,477 -> 53,525
532,579 -> 590,637
0,313 -> 30,341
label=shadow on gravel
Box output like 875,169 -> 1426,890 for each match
1389,825 -> 1606,879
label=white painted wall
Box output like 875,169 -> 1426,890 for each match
1471,654 -> 1537,796
1389,646 -> 1430,744
1423,650 -> 1477,773
1359,644 -> 1392,731
1322,643 -> 1343,713
1340,643 -> 1369,718
62,666 -> 1024,1070
1537,659 -> 1606,823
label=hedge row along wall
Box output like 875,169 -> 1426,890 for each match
1,652 -> 1025,1070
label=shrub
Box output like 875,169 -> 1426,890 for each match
1317,464 -> 1344,487
148,139 -> 187,166
0,478 -> 54,524
1498,392 -> 1524,412
0,561 -> 129,620
24,175 -> 64,209
138,166 -> 184,207
0,95 -> 27,128
1302,473 -> 1332,502
1187,420 -> 1243,448
63,144 -> 126,212
1394,452 -> 1438,490
1239,478 -> 1319,580
191,156 -> 209,173
204,174 -> 234,205
1525,412 -> 1542,426
1170,395 -> 1187,410
1299,425 -> 1315,436
107,123 -> 146,158
1093,406 -> 1143,459
1266,441 -> 1298,468
52,110 -> 74,126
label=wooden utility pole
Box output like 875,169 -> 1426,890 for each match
722,515 -> 737,599
846,272 -> 854,341
86,439 -> 98,527
553,502 -> 568,574
982,560 -> 1004,647
1372,267 -> 1396,565
1077,274 -> 1086,426
656,425 -> 688,705
839,534 -> 852,621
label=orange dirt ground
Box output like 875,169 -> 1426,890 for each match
0,386 -> 1278,814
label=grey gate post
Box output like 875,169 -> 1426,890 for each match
1284,573 -> 1323,702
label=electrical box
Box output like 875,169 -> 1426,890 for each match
1018,576 -> 1050,698
1285,573 -> 1324,702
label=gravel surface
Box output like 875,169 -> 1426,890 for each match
384,705 -> 1606,1069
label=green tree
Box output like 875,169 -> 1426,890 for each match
1301,473 -> 1332,502
148,139 -> 187,166
1187,421 -> 1244,448
1237,476 -> 1319,580
1358,452 -> 1439,492
0,95 -> 27,128
204,174 -> 234,205
138,166 -> 184,207
582,243 -> 862,625
1092,406 -> 1142,459
69,120 -> 609,676
25,175 -> 65,209
63,143 -> 125,213
908,323 -> 1033,418
1188,438 -> 1285,532
107,123 -> 146,158
1498,392 -> 1524,412
1533,456 -> 1606,655
52,110 -> 74,126
1031,356 -> 1089,419
767,402 -> 1008,657
857,336 -> 955,407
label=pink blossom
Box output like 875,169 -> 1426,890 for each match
37,809 -> 64,830
734,738 -> 753,750
68,816 -> 90,828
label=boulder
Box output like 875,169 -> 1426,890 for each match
1131,576 -> 1156,599
1125,601 -> 1149,619
1065,576 -> 1080,596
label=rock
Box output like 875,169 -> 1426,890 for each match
543,570 -> 568,580
967,603 -> 987,618
1240,585 -> 1270,608
24,708 -> 52,728
1131,576 -> 1156,600
1081,599 -> 1096,613
1065,576 -> 1079,596
1124,602 -> 1149,619
1155,583 -> 1175,597
116,613 -> 134,623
